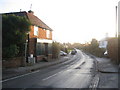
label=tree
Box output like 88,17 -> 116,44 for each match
81,39 -> 105,57
2,14 -> 31,58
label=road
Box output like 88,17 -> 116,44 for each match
2,50 -> 96,89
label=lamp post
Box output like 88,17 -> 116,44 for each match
116,6 -> 118,37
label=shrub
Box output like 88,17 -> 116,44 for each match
2,14 -> 31,58
3,45 -> 19,58
52,41 -> 60,59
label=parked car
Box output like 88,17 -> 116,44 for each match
60,51 -> 67,56
71,50 -> 77,55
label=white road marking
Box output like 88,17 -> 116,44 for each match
42,71 -> 63,81
1,70 -> 40,83
42,56 -> 83,81
42,74 -> 57,81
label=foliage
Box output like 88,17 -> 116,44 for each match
3,45 -> 19,58
65,39 -> 106,57
82,39 -> 106,57
59,43 -> 68,53
2,14 -> 31,58
52,41 -> 60,58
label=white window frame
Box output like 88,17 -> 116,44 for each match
46,30 -> 50,38
34,26 -> 38,36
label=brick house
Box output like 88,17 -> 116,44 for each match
4,10 -> 53,62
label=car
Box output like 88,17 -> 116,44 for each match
71,50 -> 77,55
60,51 -> 67,56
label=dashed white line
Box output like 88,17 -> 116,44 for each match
1,70 -> 40,83
42,71 -> 63,81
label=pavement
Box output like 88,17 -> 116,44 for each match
2,54 -> 72,80
95,57 -> 119,88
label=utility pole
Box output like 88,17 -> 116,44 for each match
116,6 -> 118,37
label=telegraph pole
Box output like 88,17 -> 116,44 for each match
116,6 -> 118,37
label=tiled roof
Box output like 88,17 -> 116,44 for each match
3,11 -> 53,31
26,13 -> 52,31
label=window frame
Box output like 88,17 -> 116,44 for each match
34,26 -> 39,36
46,30 -> 50,38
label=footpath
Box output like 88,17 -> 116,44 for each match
95,57 -> 119,88
2,55 -> 73,80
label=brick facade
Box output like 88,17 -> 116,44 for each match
29,26 -> 52,40
28,38 -> 37,55
28,25 -> 53,62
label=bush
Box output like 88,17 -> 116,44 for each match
82,39 -> 106,57
2,14 -> 30,58
3,45 -> 19,58
52,41 -> 60,59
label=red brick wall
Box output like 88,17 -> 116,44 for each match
36,54 -> 52,62
38,28 -> 47,39
28,38 -> 36,56
36,55 -> 45,62
29,26 -> 52,40
49,31 -> 52,40
3,57 -> 24,68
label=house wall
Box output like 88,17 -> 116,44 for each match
28,38 -> 36,56
28,25 -> 52,62
29,25 -> 52,40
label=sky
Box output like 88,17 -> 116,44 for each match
0,0 -> 119,43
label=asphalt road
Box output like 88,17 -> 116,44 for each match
2,50 -> 96,89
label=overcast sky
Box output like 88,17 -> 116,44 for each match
0,0 -> 119,43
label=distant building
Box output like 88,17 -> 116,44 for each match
99,33 -> 109,56
3,10 -> 53,62
99,40 -> 108,49
99,33 -> 108,49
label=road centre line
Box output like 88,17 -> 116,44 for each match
42,57 -> 83,81
42,71 -> 63,81
1,70 -> 40,83
42,58 -> 80,81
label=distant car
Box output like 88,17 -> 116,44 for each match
71,50 -> 77,55
60,51 -> 67,56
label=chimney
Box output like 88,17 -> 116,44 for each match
28,10 -> 34,14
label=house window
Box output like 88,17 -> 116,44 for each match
34,26 -> 38,36
46,30 -> 50,38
